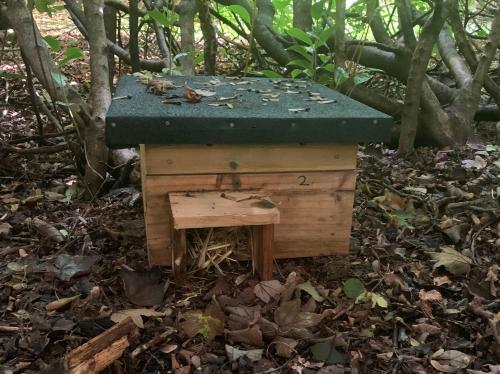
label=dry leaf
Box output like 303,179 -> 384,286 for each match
273,336 -> 298,358
254,280 -> 285,303
431,349 -> 473,372
33,217 -> 64,243
194,88 -> 216,97
121,268 -> 166,306
111,308 -> 164,328
430,246 -> 472,275
146,79 -> 175,95
0,222 -> 12,237
184,83 -> 202,103
288,107 -> 310,113
225,344 -> 263,362
226,324 -> 264,347
46,295 -> 80,311
419,289 -> 443,302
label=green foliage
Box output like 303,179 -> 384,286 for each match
34,0 -> 64,16
343,278 -> 365,299
227,4 -> 251,25
60,47 -> 84,65
43,36 -> 61,52
146,8 -> 179,28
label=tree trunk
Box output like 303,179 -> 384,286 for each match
129,0 -> 140,72
179,0 -> 196,75
399,0 -> 447,154
292,0 -> 312,31
197,0 -> 217,75
83,0 -> 112,197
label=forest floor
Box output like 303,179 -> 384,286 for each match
1,73 -> 500,373
1,16 -> 500,374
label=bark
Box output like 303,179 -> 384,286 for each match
396,0 -> 417,49
454,6 -> 500,124
399,0 -> 447,154
437,27 -> 472,88
292,0 -> 312,31
335,0 -> 346,68
197,0 -> 217,75
5,0 -> 86,112
366,0 -> 392,45
83,0 -> 112,197
144,0 -> 172,69
179,0 -> 196,75
103,5 -> 117,88
129,0 -> 140,72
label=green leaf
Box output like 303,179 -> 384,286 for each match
60,47 -> 83,65
353,72 -> 372,85
286,44 -> 313,62
43,36 -> 61,52
323,63 -> 335,72
317,27 -> 333,45
343,278 -> 365,299
147,9 -> 171,27
287,59 -> 311,69
261,69 -> 283,78
357,292 -> 389,308
311,0 -> 326,20
287,27 -> 313,45
227,4 -> 251,24
290,68 -> 302,78
334,66 -> 349,86
51,71 -> 67,87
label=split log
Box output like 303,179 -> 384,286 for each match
64,317 -> 137,374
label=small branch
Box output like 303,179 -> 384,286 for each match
366,0 -> 392,45
1,142 -> 68,155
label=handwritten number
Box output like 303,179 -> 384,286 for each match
298,176 -> 309,186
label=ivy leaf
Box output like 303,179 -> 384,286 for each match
227,4 -> 251,25
343,278 -> 365,299
147,9 -> 170,27
43,36 -> 61,52
179,304 -> 224,341
61,47 -> 84,65
287,27 -> 313,45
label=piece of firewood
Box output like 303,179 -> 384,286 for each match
65,317 -> 138,374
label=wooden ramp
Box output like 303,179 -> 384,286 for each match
168,191 -> 280,283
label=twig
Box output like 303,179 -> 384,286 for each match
1,142 -> 67,155
469,300 -> 500,345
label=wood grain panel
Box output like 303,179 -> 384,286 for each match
169,191 -> 280,229
143,144 -> 357,175
143,171 -> 356,266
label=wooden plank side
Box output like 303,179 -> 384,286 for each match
169,191 -> 280,229
143,144 -> 357,175
144,171 -> 356,266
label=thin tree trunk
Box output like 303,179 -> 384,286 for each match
103,5 -> 117,88
292,0 -> 312,31
179,0 -> 196,75
399,0 -> 447,154
129,0 -> 140,72
83,0 -> 111,197
197,0 -> 217,75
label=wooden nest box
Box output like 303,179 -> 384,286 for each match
106,75 -> 392,281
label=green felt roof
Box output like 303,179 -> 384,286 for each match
106,75 -> 392,147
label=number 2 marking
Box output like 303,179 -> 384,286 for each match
298,176 -> 310,186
